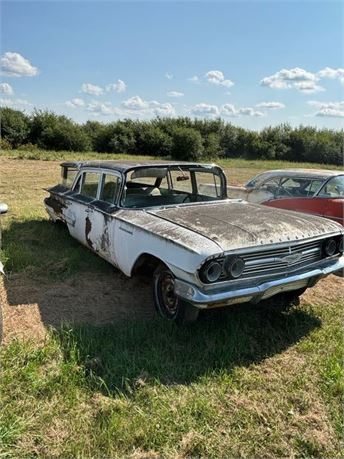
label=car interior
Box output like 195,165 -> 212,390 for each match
122,167 -> 223,208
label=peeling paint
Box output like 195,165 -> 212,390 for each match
85,216 -> 94,249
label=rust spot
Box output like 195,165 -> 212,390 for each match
100,221 -> 110,252
85,216 -> 94,249
45,196 -> 66,216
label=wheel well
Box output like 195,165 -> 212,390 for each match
131,253 -> 164,277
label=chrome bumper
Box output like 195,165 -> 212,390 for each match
174,256 -> 344,309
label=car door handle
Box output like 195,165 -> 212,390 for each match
85,208 -> 93,214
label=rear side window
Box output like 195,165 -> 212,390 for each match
80,172 -> 101,199
61,166 -> 78,189
100,174 -> 121,204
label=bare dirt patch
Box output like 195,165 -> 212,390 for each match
1,272 -> 342,344
1,271 -> 154,344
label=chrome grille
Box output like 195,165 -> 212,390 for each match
219,240 -> 322,280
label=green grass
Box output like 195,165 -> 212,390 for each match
2,147 -> 343,170
0,151 -> 343,457
1,301 -> 343,458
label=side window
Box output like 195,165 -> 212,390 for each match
318,176 -> 344,198
61,166 -> 78,189
279,177 -> 320,197
100,174 -> 121,204
170,170 -> 193,194
73,174 -> 83,193
80,172 -> 101,199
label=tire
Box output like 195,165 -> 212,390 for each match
153,264 -> 199,325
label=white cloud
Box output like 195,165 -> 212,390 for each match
167,91 -> 184,97
260,67 -> 324,93
0,98 -> 31,108
316,108 -> 344,118
149,101 -> 175,116
220,104 -> 264,117
86,100 -> 119,116
318,67 -> 344,84
0,52 -> 38,77
307,100 -> 344,118
81,83 -> 104,96
205,70 -> 234,88
106,79 -> 127,93
191,103 -> 219,117
165,72 -> 173,80
188,75 -> 199,83
308,100 -> 344,110
256,101 -> 285,109
65,98 -> 85,108
122,95 -> 148,110
221,104 -> 237,117
237,107 -> 264,117
0,82 -> 13,95
121,96 -> 175,117
294,81 -> 325,93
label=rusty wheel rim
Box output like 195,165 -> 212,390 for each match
159,272 -> 178,315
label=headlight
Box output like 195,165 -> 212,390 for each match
323,238 -> 337,257
225,255 -> 245,279
200,261 -> 222,283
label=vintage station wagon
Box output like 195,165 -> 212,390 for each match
45,161 -> 344,324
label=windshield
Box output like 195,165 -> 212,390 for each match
122,165 -> 225,208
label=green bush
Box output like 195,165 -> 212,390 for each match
0,107 -> 30,147
106,121 -> 137,154
30,110 -> 91,151
0,107 -> 342,164
136,124 -> 172,156
171,127 -> 204,161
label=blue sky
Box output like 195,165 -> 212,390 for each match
1,0 -> 343,129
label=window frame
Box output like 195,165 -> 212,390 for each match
98,171 -> 122,206
316,175 -> 344,198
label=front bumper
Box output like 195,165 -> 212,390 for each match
174,256 -> 344,309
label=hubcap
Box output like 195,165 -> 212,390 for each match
160,272 -> 178,315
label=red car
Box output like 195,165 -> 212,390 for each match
228,169 -> 344,225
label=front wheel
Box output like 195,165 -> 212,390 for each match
153,264 -> 199,324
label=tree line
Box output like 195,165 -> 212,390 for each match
0,107 -> 343,165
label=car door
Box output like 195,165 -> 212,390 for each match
84,171 -> 122,264
66,169 -> 102,246
264,177 -> 328,217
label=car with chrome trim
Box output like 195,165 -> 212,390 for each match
44,161 -> 344,324
228,169 -> 344,226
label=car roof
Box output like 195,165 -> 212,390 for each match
250,168 -> 343,181
60,160 -> 218,173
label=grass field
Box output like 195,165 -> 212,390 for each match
0,150 -> 343,458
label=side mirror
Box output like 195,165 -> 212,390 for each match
0,203 -> 8,215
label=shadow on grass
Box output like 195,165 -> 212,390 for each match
2,218 -> 321,394
53,304 -> 321,395
1,218 -> 111,278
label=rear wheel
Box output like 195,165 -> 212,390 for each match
153,264 -> 199,324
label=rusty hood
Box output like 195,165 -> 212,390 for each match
147,201 -> 342,252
